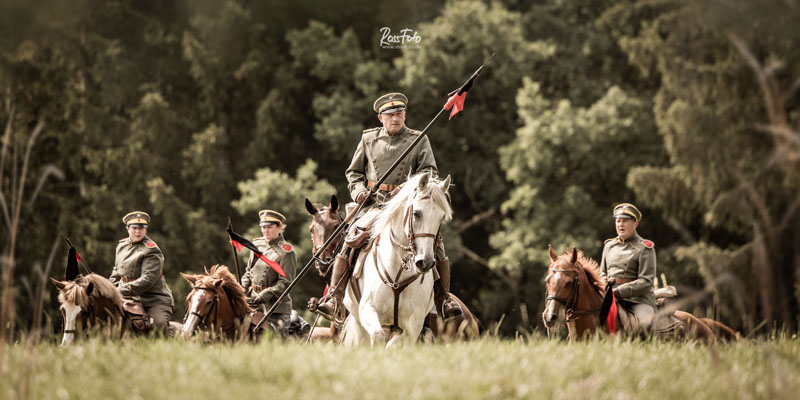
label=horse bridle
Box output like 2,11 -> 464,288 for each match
311,208 -> 345,271
392,195 -> 440,270
373,193 -> 441,334
546,266 -> 601,322
184,286 -> 220,330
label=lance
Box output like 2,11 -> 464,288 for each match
254,54 -> 494,332
227,218 -> 242,282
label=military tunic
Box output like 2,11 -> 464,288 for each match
599,233 -> 656,308
346,125 -> 437,202
110,236 -> 174,308
242,234 -> 296,315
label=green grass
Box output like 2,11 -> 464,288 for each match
2,337 -> 799,399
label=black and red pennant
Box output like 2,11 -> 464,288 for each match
227,227 -> 286,278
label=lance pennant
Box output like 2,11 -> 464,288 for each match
227,227 -> 287,278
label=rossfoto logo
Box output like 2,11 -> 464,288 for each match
379,27 -> 422,49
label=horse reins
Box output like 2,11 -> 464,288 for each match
373,195 -> 439,334
546,266 -> 602,322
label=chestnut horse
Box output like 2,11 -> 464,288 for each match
305,193 -> 480,343
542,246 -> 737,343
181,265 -> 254,340
51,274 -> 125,345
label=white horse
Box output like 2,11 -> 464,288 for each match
342,173 -> 452,348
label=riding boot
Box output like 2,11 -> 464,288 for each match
433,258 -> 462,322
315,252 -> 351,323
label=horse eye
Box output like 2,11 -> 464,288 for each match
413,211 -> 422,219
565,280 -> 574,287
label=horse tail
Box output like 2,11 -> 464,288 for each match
673,310 -> 716,344
699,317 -> 741,341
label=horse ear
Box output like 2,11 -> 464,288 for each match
418,172 -> 430,190
570,247 -> 578,264
181,273 -> 198,285
330,194 -> 339,212
548,244 -> 558,262
85,282 -> 95,296
437,175 -> 451,194
51,277 -> 67,291
305,198 -> 317,215
213,279 -> 223,288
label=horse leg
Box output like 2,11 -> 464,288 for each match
673,311 -> 716,343
358,303 -> 386,347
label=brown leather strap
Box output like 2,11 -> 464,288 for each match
614,277 -> 636,285
121,273 -> 163,283
368,181 -> 398,192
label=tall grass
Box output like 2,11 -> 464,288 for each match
2,337 -> 798,399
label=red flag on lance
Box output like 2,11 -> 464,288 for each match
226,227 -> 287,278
443,52 -> 493,120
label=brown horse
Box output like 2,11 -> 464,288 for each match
51,274 -> 125,345
542,246 -> 735,343
305,194 -> 480,343
181,265 -> 254,340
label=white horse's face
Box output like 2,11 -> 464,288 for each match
60,301 -> 83,346
409,175 -> 451,274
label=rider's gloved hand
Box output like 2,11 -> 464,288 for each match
356,190 -> 369,204
247,295 -> 263,306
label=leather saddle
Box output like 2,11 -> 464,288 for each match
122,299 -> 152,334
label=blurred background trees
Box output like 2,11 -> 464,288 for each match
1,0 -> 797,340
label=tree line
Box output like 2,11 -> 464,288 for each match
1,0 -> 797,341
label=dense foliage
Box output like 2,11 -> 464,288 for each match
1,0 -> 797,340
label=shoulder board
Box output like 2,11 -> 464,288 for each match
362,127 -> 380,135
119,238 -> 128,243
604,238 -> 615,244
144,239 -> 157,248
641,239 -> 654,249
407,128 -> 421,136
281,242 -> 293,252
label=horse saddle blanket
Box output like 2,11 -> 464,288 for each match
122,299 -> 152,333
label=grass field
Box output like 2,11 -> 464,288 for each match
2,336 -> 799,399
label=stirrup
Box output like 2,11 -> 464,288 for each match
315,298 -> 341,322
441,300 -> 463,323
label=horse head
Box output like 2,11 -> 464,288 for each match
181,265 -> 252,340
181,273 -> 222,339
51,273 -> 123,345
542,246 -> 580,330
305,194 -> 343,276
375,173 -> 452,275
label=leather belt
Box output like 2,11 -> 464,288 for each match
368,181 -> 398,192
613,277 -> 636,285
122,273 -> 163,283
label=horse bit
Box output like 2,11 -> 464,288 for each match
546,266 -> 601,322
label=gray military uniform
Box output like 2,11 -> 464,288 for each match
242,234 -> 296,316
599,233 -> 656,328
110,236 -> 174,332
346,125 -> 437,202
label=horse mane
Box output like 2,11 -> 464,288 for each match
372,173 -> 453,240
190,264 -> 253,317
59,273 -> 123,309
552,249 -> 607,293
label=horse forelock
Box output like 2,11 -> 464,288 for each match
372,173 -> 453,240
58,273 -> 123,309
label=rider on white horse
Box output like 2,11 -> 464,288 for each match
313,92 -> 461,324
